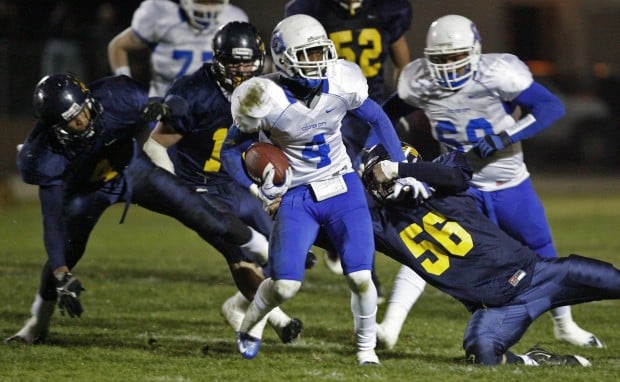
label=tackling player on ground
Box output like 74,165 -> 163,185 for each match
362,143 -> 620,366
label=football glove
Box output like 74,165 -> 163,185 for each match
55,272 -> 85,318
141,100 -> 170,123
387,177 -> 433,202
249,165 -> 292,216
473,132 -> 512,158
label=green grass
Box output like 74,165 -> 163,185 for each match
1,184 -> 620,381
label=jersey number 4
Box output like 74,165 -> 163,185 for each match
399,211 -> 473,276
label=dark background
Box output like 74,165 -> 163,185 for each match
0,0 -> 619,179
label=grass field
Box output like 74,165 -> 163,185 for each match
1,178 -> 619,381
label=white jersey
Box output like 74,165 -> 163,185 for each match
231,60 -> 368,188
398,53 -> 534,191
132,0 -> 248,97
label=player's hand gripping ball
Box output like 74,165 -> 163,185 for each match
244,142 -> 289,185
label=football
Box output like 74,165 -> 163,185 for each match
244,142 -> 289,185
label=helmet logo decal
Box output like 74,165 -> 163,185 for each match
271,31 -> 285,55
471,23 -> 481,43
61,103 -> 82,122
231,47 -> 253,59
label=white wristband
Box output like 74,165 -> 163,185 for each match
143,136 -> 175,174
379,160 -> 399,180
114,66 -> 131,77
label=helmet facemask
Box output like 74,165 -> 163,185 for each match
214,50 -> 264,93
284,42 -> 337,80
425,48 -> 478,90
180,0 -> 229,30
53,97 -> 101,150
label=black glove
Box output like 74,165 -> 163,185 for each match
141,100 -> 170,123
473,131 -> 512,158
56,272 -> 85,318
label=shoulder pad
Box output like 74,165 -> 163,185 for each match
330,60 -> 368,94
397,59 -> 437,105
477,54 -> 533,98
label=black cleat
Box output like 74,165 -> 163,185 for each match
277,318 -> 303,343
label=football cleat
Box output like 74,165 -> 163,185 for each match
237,332 -> 262,359
3,316 -> 48,345
323,249 -> 343,275
554,321 -> 604,348
376,323 -> 398,350
524,346 -> 591,366
356,349 -> 380,365
220,294 -> 247,332
274,317 -> 303,344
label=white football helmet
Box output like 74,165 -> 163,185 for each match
424,14 -> 481,90
180,0 -> 229,29
270,14 -> 338,80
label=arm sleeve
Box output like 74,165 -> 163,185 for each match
349,98 -> 405,161
507,81 -> 565,143
398,152 -> 472,193
39,185 -> 67,271
220,124 -> 259,189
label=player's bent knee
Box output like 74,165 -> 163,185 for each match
272,279 -> 302,302
346,270 -> 373,294
464,340 -> 503,365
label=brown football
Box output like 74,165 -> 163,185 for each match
244,142 -> 289,185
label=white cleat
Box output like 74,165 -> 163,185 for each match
220,295 -> 247,332
357,349 -> 380,365
4,316 -> 48,345
376,323 -> 398,350
323,249 -> 343,275
554,321 -> 604,348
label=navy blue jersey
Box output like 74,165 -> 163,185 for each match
285,0 -> 412,102
373,193 -> 538,311
18,75 -> 149,192
163,64 -> 234,185
369,151 -> 539,311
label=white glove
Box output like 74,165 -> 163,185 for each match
387,177 -> 433,201
373,160 -> 399,183
249,165 -> 292,215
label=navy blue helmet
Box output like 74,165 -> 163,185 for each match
32,73 -> 101,147
212,21 -> 265,93
362,142 -> 421,202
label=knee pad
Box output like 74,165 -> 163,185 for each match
272,279 -> 302,302
346,270 -> 373,294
